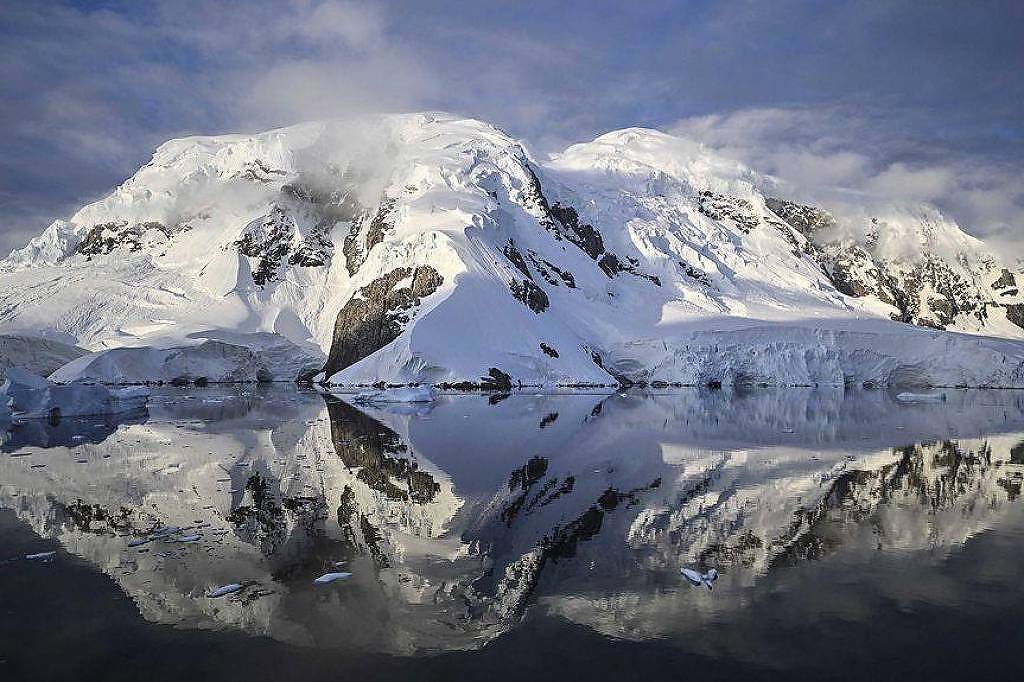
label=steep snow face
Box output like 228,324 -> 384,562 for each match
1,113 -> 1023,386
0,334 -> 85,376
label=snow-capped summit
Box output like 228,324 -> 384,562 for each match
2,112 -> 1024,387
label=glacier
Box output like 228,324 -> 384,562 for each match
1,112 -> 1023,387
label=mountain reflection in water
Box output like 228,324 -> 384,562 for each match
1,386 -> 1024,674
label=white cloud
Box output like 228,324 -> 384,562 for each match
669,106 -> 1024,257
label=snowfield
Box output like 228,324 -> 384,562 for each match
1,112 -> 1023,387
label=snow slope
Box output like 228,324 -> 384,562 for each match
2,113 -> 1023,386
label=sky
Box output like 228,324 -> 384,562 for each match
2,0 -> 1022,256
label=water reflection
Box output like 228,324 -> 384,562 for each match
1,386 -> 1023,654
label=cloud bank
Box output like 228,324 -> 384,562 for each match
1,0 -> 1021,256
670,106 -> 1024,256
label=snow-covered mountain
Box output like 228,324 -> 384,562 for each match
2,112 -> 1024,387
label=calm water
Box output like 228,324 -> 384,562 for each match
2,386 -> 1023,680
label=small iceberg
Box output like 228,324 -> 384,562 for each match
1,367 -> 148,421
351,386 -> 437,404
681,567 -> 719,590
895,392 -> 946,404
206,583 -> 244,598
25,551 -> 57,560
313,571 -> 352,584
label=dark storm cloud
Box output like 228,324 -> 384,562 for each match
1,0 -> 1021,254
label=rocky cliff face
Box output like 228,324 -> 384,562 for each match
2,113 -> 1023,387
765,197 -> 1021,332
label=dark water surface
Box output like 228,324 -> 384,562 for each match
2,386 -> 1023,680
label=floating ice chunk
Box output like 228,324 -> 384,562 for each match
0,367 -> 148,420
896,392 -> 946,403
313,571 -> 352,584
681,567 -> 719,590
681,568 -> 704,586
351,386 -> 437,404
174,534 -> 202,543
127,538 -> 151,547
206,583 -> 244,598
25,551 -> 56,560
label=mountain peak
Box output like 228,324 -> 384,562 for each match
2,114 -> 1024,388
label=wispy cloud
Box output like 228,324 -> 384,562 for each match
1,0 -> 1021,255
670,106 -> 1024,256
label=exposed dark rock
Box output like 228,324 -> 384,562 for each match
539,412 -> 559,428
235,207 -> 297,285
337,195 -> 394,277
698,529 -> 764,568
597,252 -> 660,285
510,279 -> 549,313
525,252 -> 560,285
342,216 -> 370,275
678,260 -> 713,287
365,197 -> 396,252
481,367 -> 514,392
58,500 -> 140,535
542,479 -> 661,560
597,253 -> 622,278
234,159 -> 286,182
77,221 -> 176,257
323,265 -> 444,377
288,219 -> 334,267
520,163 -> 554,216
698,191 -> 760,233
992,268 -> 1017,290
504,240 -> 532,279
768,197 -> 997,332
509,456 -> 549,492
540,343 -> 559,358
325,396 -> 439,504
502,456 -> 550,524
522,166 -> 657,287
546,261 -> 577,288
765,197 -> 836,235
1004,303 -> 1024,330
528,253 -> 577,288
549,202 -> 604,260
227,471 -> 328,556
335,484 -> 390,568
